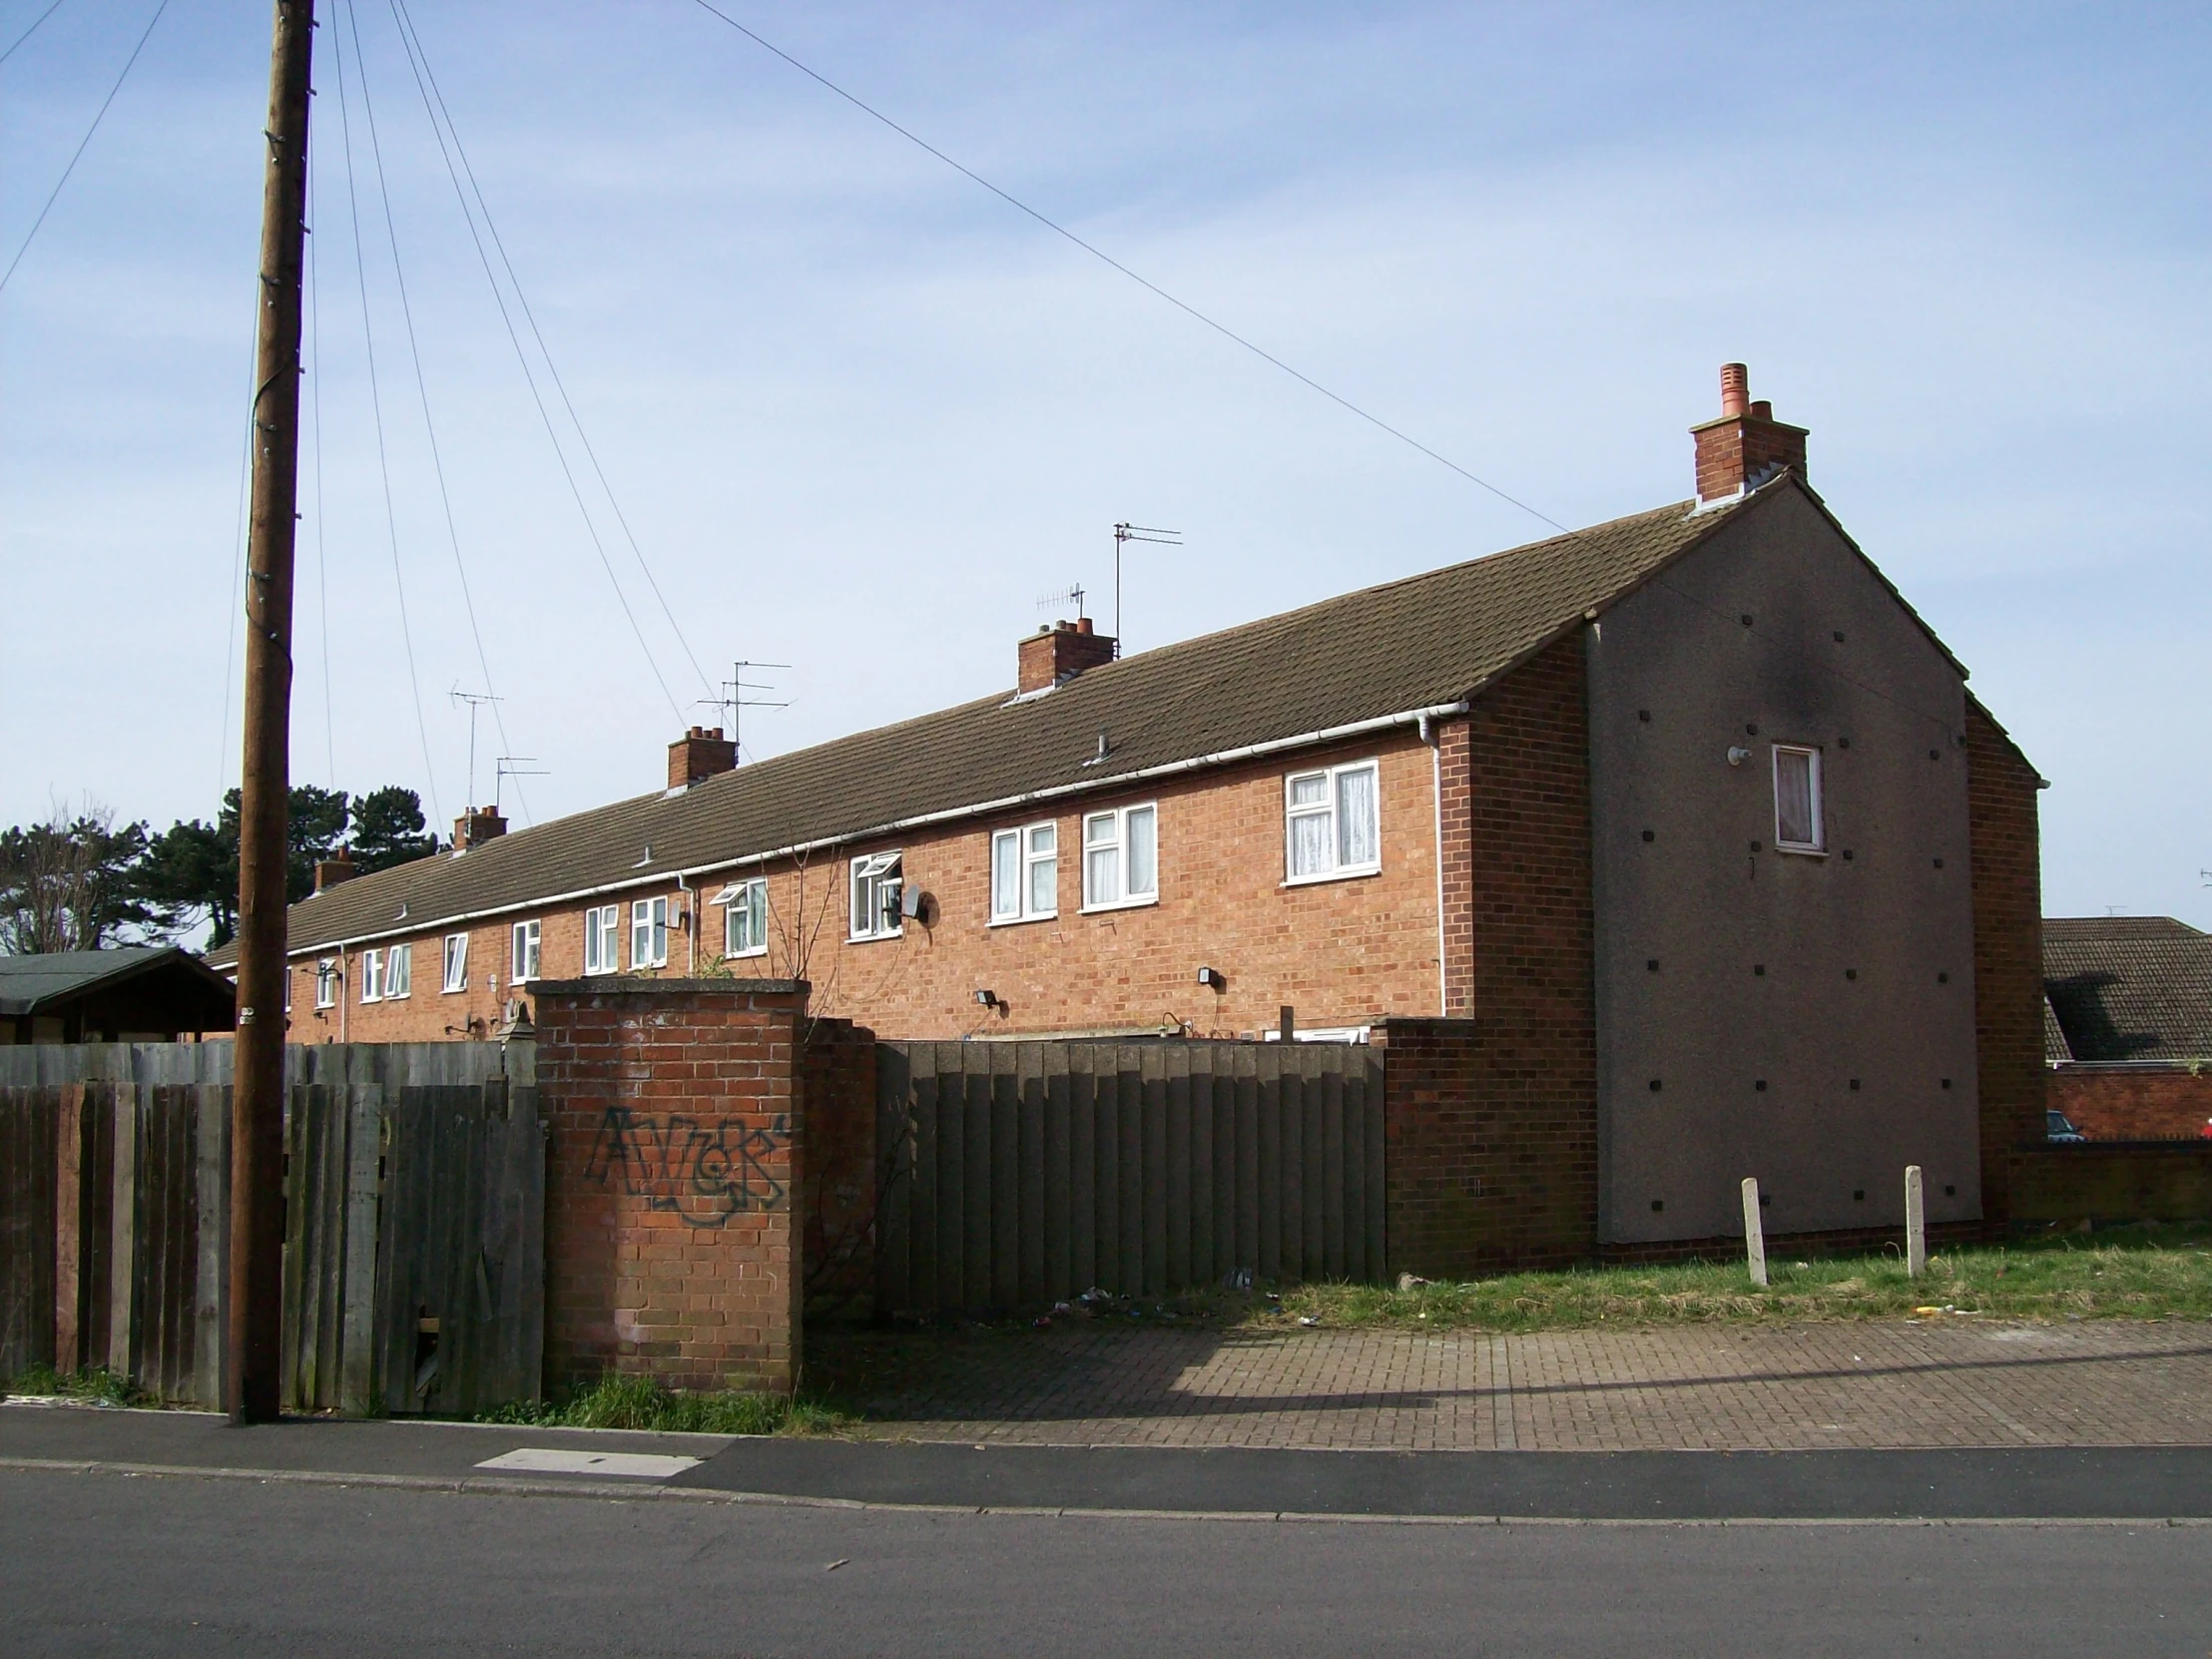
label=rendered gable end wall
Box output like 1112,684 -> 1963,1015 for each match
1586,487 -> 1982,1245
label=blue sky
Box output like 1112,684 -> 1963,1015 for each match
3,1 -> 2207,926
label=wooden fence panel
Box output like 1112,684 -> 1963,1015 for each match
872,1039 -> 1385,1317
0,1086 -> 58,1379
1,1040 -> 539,1414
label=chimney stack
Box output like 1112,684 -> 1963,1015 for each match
1690,363 -> 1808,503
311,848 -> 356,893
668,725 -> 738,793
452,807 -> 507,851
1017,616 -> 1117,696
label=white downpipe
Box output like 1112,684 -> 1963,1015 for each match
1423,714 -> 1448,1017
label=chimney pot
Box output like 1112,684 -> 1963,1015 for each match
1720,362 -> 1750,416
1750,399 -> 1773,420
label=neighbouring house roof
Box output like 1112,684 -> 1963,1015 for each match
214,476 -> 1885,964
2043,916 -> 2212,1064
0,946 -> 235,1020
2042,996 -> 2074,1067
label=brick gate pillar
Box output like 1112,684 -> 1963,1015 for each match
534,978 -> 808,1394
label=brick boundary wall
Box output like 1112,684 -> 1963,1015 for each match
1965,699 -> 2046,1230
1382,635 -> 1600,1277
1595,1220 -> 1985,1268
2007,1143 -> 2212,1231
797,1015 -> 878,1318
2049,1069 -> 2212,1143
535,978 -> 807,1394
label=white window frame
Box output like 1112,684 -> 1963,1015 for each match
511,919 -> 540,984
630,895 -> 670,969
359,948 -> 385,1004
1772,744 -> 1827,854
718,878 -> 770,959
583,904 -> 621,975
315,958 -> 339,1009
848,851 -> 903,942
1080,803 -> 1159,913
385,942 -> 412,1000
441,933 -> 468,994
1282,758 -> 1382,885
990,822 -> 1059,925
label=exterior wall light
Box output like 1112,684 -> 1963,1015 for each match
1196,966 -> 1227,990
1727,746 -> 1752,767
974,988 -> 1000,1009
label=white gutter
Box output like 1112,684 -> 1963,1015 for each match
261,699 -> 1475,960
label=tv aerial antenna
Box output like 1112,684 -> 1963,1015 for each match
697,659 -> 791,763
1036,583 -> 1086,619
493,757 -> 547,814
1112,523 -> 1182,659
449,689 -> 503,809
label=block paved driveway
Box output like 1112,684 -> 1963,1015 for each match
807,1318 -> 2212,1451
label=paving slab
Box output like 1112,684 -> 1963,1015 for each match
808,1317 -> 2212,1450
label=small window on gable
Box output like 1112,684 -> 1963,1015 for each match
1284,760 -> 1381,882
584,904 -> 620,975
360,948 -> 385,1003
315,959 -> 339,1009
1774,746 -> 1825,852
1081,804 -> 1157,910
850,851 -> 903,941
721,878 -> 769,958
631,896 -> 670,968
511,920 -> 540,984
990,822 -> 1058,924
442,934 -> 468,994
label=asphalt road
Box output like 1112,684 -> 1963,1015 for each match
7,1464 -> 2212,1658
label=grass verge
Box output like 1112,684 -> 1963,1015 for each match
476,1373 -> 851,1435
1231,1226 -> 2212,1333
1,1365 -> 144,1406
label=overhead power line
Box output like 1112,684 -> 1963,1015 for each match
389,0 -> 717,715
0,0 -> 169,295
340,0 -> 532,822
0,0 -> 72,66
684,0 -> 1566,535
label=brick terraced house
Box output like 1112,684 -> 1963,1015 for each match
214,366 -> 2047,1249
2043,916 -> 2212,1141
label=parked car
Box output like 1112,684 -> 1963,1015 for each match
2045,1108 -> 2086,1143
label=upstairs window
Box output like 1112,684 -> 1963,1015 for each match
511,920 -> 540,984
386,943 -> 413,999
359,948 -> 385,1003
315,959 -> 339,1009
991,823 -> 1058,924
584,904 -> 620,975
442,934 -> 468,994
631,896 -> 670,968
849,852 -> 903,940
1285,760 -> 1381,882
1773,746 -> 1825,852
1082,804 -> 1157,910
721,878 -> 769,958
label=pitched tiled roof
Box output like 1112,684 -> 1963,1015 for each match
2043,916 -> 2212,1063
218,485 -> 1777,963
0,947 -> 233,1016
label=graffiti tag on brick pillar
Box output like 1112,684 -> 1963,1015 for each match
586,1109 -> 791,1228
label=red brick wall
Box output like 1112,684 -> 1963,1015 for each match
536,979 -> 805,1394
798,1015 -> 878,1316
1965,699 -> 2046,1227
2050,1069 -> 2212,1141
296,730 -> 1449,1044
1381,636 -> 1599,1276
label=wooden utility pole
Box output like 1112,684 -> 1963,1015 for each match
230,0 -> 314,1424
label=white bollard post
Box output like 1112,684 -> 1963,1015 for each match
1905,1165 -> 1927,1278
1742,1176 -> 1768,1288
